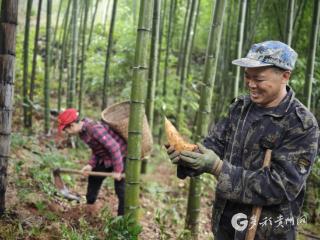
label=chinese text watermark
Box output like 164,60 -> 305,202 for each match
231,213 -> 307,231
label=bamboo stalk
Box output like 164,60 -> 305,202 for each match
57,0 -> 72,112
0,0 -> 18,215
176,0 -> 199,130
285,0 -> 295,46
142,0 -> 161,174
22,0 -> 33,128
163,0 -> 175,99
44,0 -> 52,134
67,0 -> 79,108
78,0 -> 89,118
185,0 -> 227,237
102,0 -> 118,109
124,0 -> 153,222
87,0 -> 99,48
28,0 -> 42,128
304,0 -> 320,109
234,0 -> 247,98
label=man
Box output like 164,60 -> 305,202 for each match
58,109 -> 127,215
167,41 -> 319,239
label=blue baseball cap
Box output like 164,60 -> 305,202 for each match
232,40 -> 298,70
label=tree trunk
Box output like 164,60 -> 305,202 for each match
285,0 -> 295,46
187,0 -> 200,77
244,0 -> 265,53
78,0 -> 89,118
304,0 -> 320,109
132,0 -> 137,26
65,19 -> 72,106
75,1 -> 84,98
155,0 -> 166,144
163,0 -> 175,100
53,0 -> 63,45
103,0 -> 111,35
67,0 -> 79,108
185,0 -> 226,237
176,0 -> 191,76
233,0 -> 247,98
176,0 -> 199,130
102,0 -> 118,110
146,0 -> 161,135
142,0 -> 161,174
22,0 -> 33,128
0,0 -> 18,215
292,0 -> 307,48
57,0 -> 72,111
87,0 -> 99,48
28,0 -> 42,128
44,0 -> 52,134
273,3 -> 286,41
124,0 -> 153,222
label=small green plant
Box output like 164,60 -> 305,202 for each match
155,208 -> 173,240
60,220 -> 98,240
0,212 -> 23,239
103,214 -> 142,240
14,160 -> 25,174
177,229 -> 193,240
11,133 -> 29,149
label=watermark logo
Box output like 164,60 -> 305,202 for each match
231,213 -> 307,231
231,213 -> 248,231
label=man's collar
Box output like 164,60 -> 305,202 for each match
263,85 -> 295,117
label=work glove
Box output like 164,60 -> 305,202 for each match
180,143 -> 223,177
165,144 -> 204,179
165,144 -> 180,163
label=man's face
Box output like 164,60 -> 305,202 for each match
244,67 -> 290,107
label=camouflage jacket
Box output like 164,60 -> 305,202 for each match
203,87 -> 319,239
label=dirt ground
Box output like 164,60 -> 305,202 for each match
2,139 -> 320,240
1,142 -> 213,240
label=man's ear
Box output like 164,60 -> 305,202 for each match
281,71 -> 291,84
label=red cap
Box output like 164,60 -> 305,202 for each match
57,108 -> 78,132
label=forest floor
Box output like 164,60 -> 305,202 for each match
0,132 -> 320,239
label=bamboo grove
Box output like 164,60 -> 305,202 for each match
0,0 -> 320,238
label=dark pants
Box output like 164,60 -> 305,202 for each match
86,163 -> 125,215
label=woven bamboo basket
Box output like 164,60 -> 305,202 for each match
101,101 -> 153,158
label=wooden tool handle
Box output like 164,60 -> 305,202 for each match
57,168 -> 125,178
245,149 -> 272,240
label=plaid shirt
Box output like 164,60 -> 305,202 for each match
79,118 -> 127,173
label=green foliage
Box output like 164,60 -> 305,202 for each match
21,141 -> 82,197
61,218 -> 98,240
0,212 -> 24,239
15,25 -> 45,107
103,212 -> 142,240
35,200 -> 59,221
155,208 -> 175,239
11,133 -> 29,149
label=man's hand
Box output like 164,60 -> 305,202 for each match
81,164 -> 93,176
180,143 -> 223,176
113,172 -> 122,181
165,144 -> 180,164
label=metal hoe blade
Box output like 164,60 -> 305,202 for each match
53,168 -> 81,202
